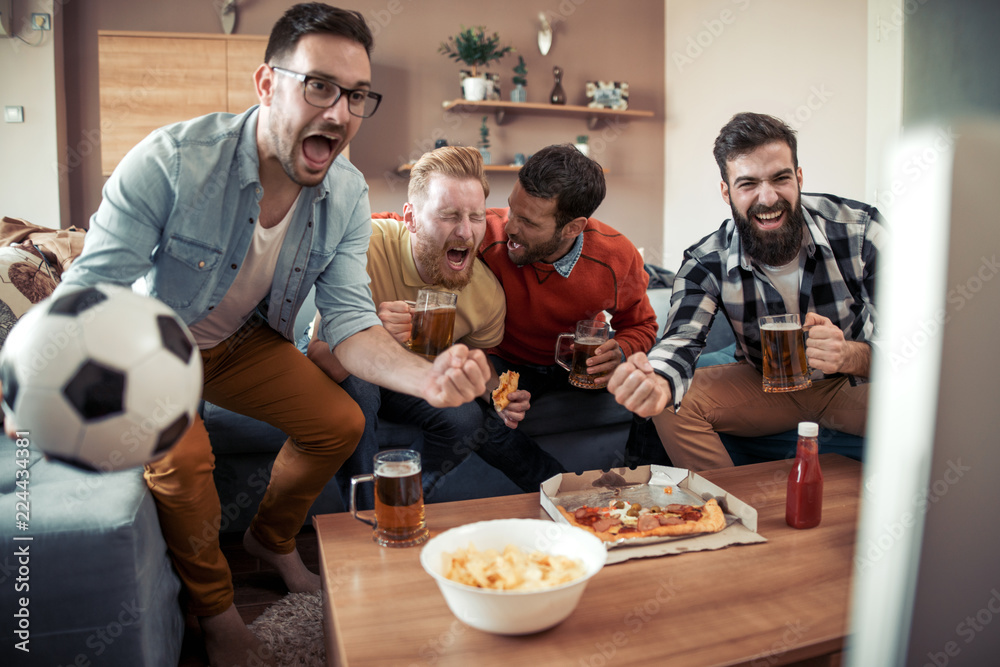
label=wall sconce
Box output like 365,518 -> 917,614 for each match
538,12 -> 552,56
219,0 -> 237,35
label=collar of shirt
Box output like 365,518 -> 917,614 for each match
236,106 -> 330,202
551,232 -> 584,278
728,204 -> 829,275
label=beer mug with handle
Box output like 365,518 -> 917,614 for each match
759,313 -> 812,393
351,449 -> 429,547
555,319 -> 611,389
407,289 -> 457,359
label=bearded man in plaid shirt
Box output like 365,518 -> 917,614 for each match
609,112 -> 887,471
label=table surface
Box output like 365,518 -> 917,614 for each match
313,454 -> 861,667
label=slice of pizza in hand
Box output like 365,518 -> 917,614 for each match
492,370 -> 520,412
557,497 -> 726,542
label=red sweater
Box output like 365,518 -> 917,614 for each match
479,208 -> 658,366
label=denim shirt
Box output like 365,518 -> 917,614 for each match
58,107 -> 381,347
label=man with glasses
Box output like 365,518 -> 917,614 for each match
53,4 -> 489,665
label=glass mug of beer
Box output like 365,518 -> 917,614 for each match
555,319 -> 611,389
350,449 -> 429,547
759,313 -> 812,393
407,289 -> 457,359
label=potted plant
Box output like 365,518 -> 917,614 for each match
477,116 -> 491,165
575,135 -> 590,157
439,25 -> 513,101
511,56 -> 527,103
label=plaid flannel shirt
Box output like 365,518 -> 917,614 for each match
650,193 -> 888,410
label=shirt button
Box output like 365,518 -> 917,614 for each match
248,218 -> 254,224
198,261 -> 205,268
294,267 -> 301,272
308,221 -> 313,227
231,264 -> 238,270
208,305 -> 215,310
285,299 -> 292,303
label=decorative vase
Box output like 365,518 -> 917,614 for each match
510,83 -> 526,103
550,66 -> 566,105
462,76 -> 488,101
477,147 -> 491,165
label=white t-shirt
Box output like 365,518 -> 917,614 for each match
758,249 -> 805,315
189,196 -> 298,348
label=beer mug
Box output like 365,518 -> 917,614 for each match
555,319 -> 611,389
759,314 -> 812,393
350,449 -> 429,547
407,289 -> 457,359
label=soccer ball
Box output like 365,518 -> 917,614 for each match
0,284 -> 202,471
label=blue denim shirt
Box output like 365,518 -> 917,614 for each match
58,107 -> 381,347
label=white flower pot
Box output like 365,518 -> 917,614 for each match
477,147 -> 491,165
462,76 -> 488,101
510,84 -> 526,103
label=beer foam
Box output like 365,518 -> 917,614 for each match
760,322 -> 802,331
377,460 -> 420,478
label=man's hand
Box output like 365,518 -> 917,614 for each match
803,313 -> 870,376
607,352 -> 673,418
496,389 -> 530,429
421,344 -> 490,408
588,339 -> 624,388
377,300 -> 413,344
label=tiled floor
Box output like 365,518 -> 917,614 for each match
176,527 -> 321,667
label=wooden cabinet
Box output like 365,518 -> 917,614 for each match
97,31 -> 267,176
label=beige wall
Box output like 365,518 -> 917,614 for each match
44,0 -> 666,260
0,0 -> 67,227
663,0 -> 869,270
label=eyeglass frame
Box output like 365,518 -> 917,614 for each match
269,65 -> 383,118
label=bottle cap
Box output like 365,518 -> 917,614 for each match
798,422 -> 819,437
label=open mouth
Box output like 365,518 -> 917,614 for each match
507,238 -> 523,252
751,206 -> 786,231
446,246 -> 471,271
302,134 -> 339,170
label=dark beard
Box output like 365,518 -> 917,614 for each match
414,236 -> 475,290
733,197 -> 805,267
508,231 -> 563,266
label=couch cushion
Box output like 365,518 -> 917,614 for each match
0,245 -> 60,348
0,436 -> 184,665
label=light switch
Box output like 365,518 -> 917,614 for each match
4,106 -> 24,123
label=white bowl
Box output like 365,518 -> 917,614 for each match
419,518 -> 607,635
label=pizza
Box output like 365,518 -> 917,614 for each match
491,370 -> 520,412
557,497 -> 726,542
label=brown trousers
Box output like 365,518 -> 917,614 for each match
143,317 -> 363,616
653,361 -> 868,471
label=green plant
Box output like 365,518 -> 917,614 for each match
512,56 -> 528,87
439,25 -> 514,77
576,135 -> 589,144
478,116 -> 490,150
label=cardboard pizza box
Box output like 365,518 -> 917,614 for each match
540,465 -> 766,565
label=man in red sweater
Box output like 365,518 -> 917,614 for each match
479,144 -> 659,415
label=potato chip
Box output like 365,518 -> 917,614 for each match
442,543 -> 586,591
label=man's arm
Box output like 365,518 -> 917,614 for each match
335,326 -> 489,408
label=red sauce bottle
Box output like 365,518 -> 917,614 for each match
786,421 -> 823,529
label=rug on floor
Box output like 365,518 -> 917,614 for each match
248,590 -> 325,666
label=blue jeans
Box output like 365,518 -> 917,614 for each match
336,375 -> 565,510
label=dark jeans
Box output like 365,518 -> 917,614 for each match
336,374 -> 565,510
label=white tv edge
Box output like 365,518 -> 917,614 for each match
847,119 -> 1000,665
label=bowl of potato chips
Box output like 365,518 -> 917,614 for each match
419,518 -> 607,634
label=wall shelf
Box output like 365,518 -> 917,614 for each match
441,99 -> 654,129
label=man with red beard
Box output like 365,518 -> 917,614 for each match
608,112 -> 887,471
307,146 -> 565,505
51,6 -> 489,665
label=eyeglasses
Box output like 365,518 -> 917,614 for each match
270,66 -> 382,118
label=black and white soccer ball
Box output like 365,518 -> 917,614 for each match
0,284 -> 202,471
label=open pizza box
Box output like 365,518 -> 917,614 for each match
540,465 -> 767,565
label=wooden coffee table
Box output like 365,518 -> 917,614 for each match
313,454 -> 861,666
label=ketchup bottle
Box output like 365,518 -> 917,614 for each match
786,421 -> 823,529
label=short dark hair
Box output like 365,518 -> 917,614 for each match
517,144 -> 606,228
264,3 -> 373,65
713,112 -> 798,184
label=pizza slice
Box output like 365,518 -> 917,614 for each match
491,370 -> 520,412
557,497 -> 726,542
